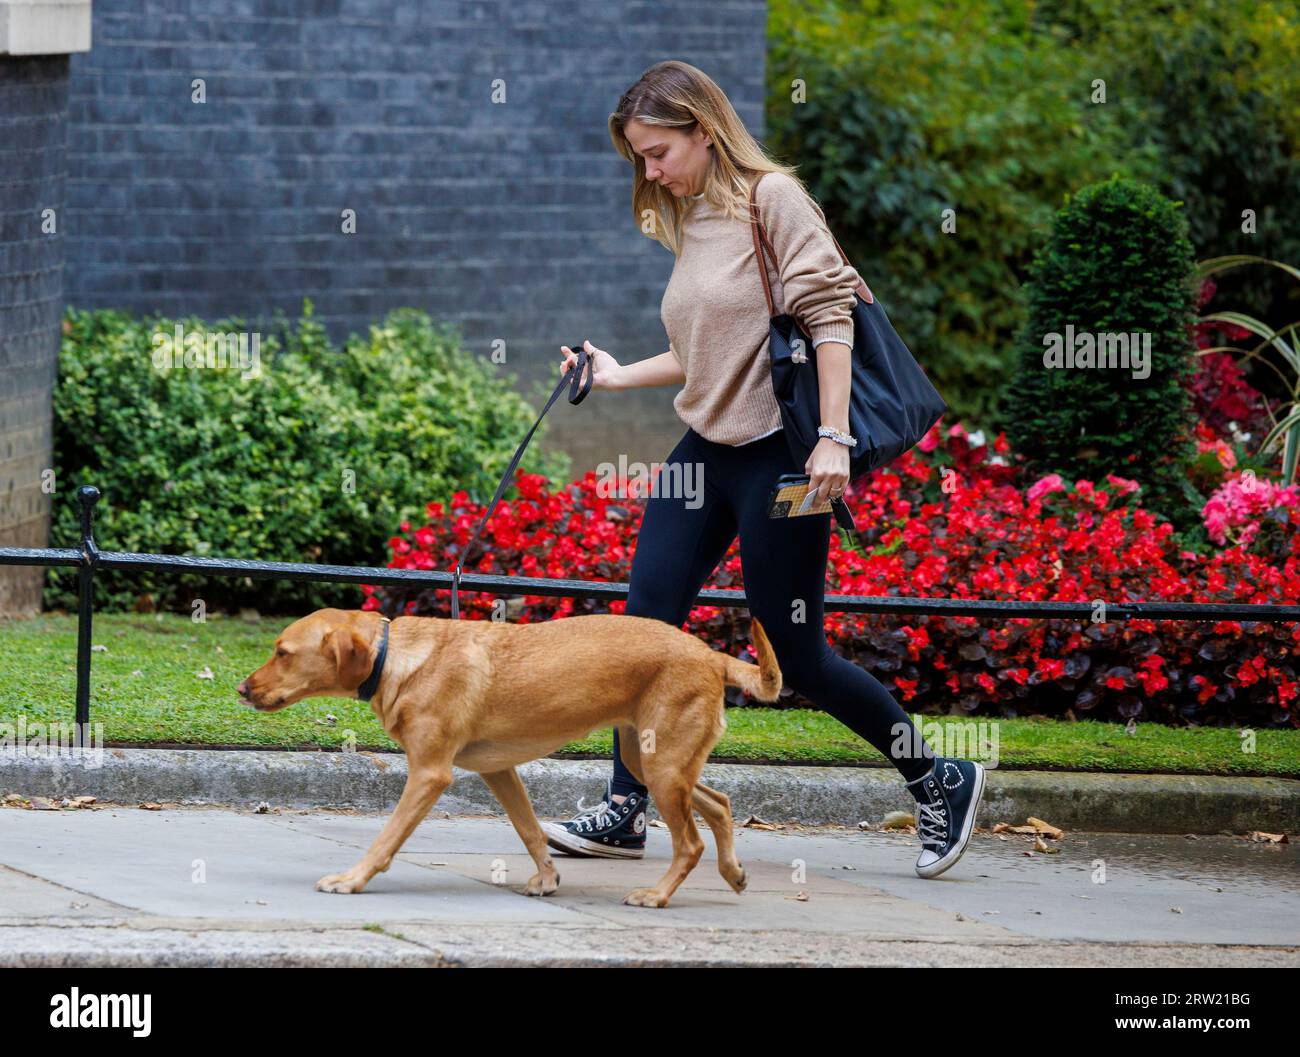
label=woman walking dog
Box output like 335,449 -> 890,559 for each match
547,60 -> 984,879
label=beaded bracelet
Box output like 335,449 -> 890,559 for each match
817,425 -> 857,447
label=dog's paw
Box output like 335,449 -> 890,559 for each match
524,869 -> 560,897
728,863 -> 748,894
622,887 -> 669,908
315,871 -> 366,894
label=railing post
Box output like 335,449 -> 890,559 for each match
75,485 -> 101,747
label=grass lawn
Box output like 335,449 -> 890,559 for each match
2,613 -> 1297,778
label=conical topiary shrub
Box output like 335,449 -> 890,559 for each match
1001,175 -> 1200,530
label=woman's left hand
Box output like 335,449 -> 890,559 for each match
804,437 -> 850,509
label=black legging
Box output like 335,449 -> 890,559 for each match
610,425 -> 937,798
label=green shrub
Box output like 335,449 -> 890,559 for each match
1032,0 -> 1300,337
767,0 -> 1163,426
766,0 -> 1300,427
1000,176 -> 1200,527
48,301 -> 570,615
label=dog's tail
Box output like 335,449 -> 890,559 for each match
720,617 -> 782,703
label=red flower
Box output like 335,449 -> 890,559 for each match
1036,658 -> 1065,681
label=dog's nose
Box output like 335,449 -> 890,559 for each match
237,679 -> 249,696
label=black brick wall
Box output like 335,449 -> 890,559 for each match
62,1 -> 769,474
0,55 -> 67,614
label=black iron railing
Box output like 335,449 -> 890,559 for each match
3,484 -> 1300,742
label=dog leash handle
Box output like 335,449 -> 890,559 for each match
450,342 -> 593,619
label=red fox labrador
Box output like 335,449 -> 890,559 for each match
237,609 -> 781,907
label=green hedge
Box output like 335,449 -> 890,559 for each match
1000,176 -> 1200,529
48,301 -> 570,615
766,0 -> 1300,428
1041,0 -> 1300,328
767,0 -> 1163,426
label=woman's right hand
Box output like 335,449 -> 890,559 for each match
560,340 -> 622,392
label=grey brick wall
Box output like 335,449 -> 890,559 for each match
0,54 -> 67,615
63,0 -> 769,475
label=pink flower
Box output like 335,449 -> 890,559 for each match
1104,473 -> 1141,496
1201,472 -> 1300,546
1202,496 -> 1231,545
1026,473 -> 1065,503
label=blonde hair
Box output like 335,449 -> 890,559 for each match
608,60 -> 806,255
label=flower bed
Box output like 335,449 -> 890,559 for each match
365,414 -> 1300,730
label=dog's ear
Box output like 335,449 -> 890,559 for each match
326,627 -> 373,692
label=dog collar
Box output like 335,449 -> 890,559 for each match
356,616 -> 391,702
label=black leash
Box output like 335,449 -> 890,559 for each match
450,343 -> 593,619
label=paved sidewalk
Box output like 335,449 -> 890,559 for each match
1,802 -> 1296,967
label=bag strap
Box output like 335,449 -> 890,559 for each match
746,175 -> 874,332
450,344 -> 593,619
747,176 -> 868,549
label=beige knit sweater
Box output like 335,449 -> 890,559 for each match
659,171 -> 863,446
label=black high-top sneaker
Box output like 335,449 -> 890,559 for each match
904,756 -> 986,879
541,780 -> 648,859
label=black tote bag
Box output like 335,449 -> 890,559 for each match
749,177 -> 947,487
